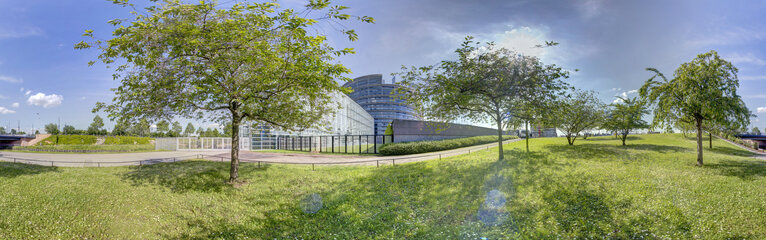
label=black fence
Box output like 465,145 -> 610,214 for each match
274,135 -> 393,154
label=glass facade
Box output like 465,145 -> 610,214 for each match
343,74 -> 417,135
246,92 -> 375,150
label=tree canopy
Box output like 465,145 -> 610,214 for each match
550,90 -> 606,145
640,50 -> 752,166
602,97 -> 649,146
397,37 -> 569,160
78,0 -> 373,182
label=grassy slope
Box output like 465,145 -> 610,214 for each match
1,134 -> 765,239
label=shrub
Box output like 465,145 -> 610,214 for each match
379,135 -> 516,156
104,136 -> 153,145
14,144 -> 155,152
40,135 -> 97,145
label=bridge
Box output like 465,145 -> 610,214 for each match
737,134 -> 766,150
0,134 -> 37,150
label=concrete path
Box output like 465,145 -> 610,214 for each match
0,151 -> 226,167
717,136 -> 766,161
0,139 -> 521,167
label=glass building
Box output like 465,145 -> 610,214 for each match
343,74 -> 417,135
246,92 -> 374,150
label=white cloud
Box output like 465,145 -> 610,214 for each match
726,53 -> 766,66
11,102 -> 19,108
0,75 -> 23,83
0,106 -> 15,114
741,75 -> 766,81
27,92 -> 63,108
25,90 -> 31,96
758,107 -> 766,113
0,25 -> 44,39
688,27 -> 766,46
19,87 -> 24,92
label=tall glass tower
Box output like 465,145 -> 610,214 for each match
343,74 -> 417,135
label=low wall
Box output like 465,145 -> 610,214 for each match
391,119 -> 502,143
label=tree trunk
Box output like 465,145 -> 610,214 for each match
229,111 -> 241,183
525,120 -> 529,152
695,118 -> 703,166
709,132 -> 712,149
496,119 -> 504,160
621,132 -> 627,146
566,134 -> 575,145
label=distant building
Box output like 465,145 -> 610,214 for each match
343,74 -> 417,135
516,125 -> 558,138
246,92 -> 374,150
390,119 -> 504,142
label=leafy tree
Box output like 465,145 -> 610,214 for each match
156,120 -> 170,134
130,119 -> 151,137
641,50 -> 752,166
602,97 -> 649,146
550,90 -> 606,145
44,123 -> 60,135
112,120 -> 130,136
0,126 -> 5,134
87,115 -> 105,135
223,122 -> 233,137
398,38 -> 569,160
62,125 -> 76,135
10,129 -> 17,135
170,121 -> 183,137
184,123 -> 195,137
80,0 -> 372,182
196,127 -> 204,137
753,127 -> 762,135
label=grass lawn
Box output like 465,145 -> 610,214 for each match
1,134 -> 765,238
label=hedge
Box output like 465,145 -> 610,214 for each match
40,135 -> 98,145
379,135 -> 517,156
38,135 -> 154,146
104,136 -> 153,145
13,144 -> 155,152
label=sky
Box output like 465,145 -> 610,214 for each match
1,0 -> 766,133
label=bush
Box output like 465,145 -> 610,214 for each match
379,135 -> 517,156
14,144 -> 155,152
40,135 -> 97,145
104,136 -> 153,145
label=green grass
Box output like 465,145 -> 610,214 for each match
104,136 -> 154,145
1,134 -> 766,238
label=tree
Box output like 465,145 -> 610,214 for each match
87,115 -> 105,135
550,90 -> 606,145
130,119 -> 151,137
184,123 -> 195,137
112,120 -> 129,136
169,121 -> 183,137
602,97 -> 649,146
45,123 -> 60,135
223,122 -> 233,137
156,120 -> 170,135
81,0 -> 372,183
753,127 -> 762,135
62,125 -> 76,135
0,126 -> 5,134
398,38 -> 569,160
641,51 -> 752,166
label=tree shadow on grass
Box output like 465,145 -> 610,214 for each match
706,145 -> 756,157
0,162 -> 58,178
622,144 -> 687,153
706,159 -> 766,180
120,160 -> 269,193
543,143 -> 687,162
584,135 -> 642,141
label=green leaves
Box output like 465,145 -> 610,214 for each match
641,50 -> 753,164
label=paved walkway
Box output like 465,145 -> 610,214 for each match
717,136 -> 766,160
0,139 -> 521,167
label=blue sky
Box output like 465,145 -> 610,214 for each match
1,0 -> 765,132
